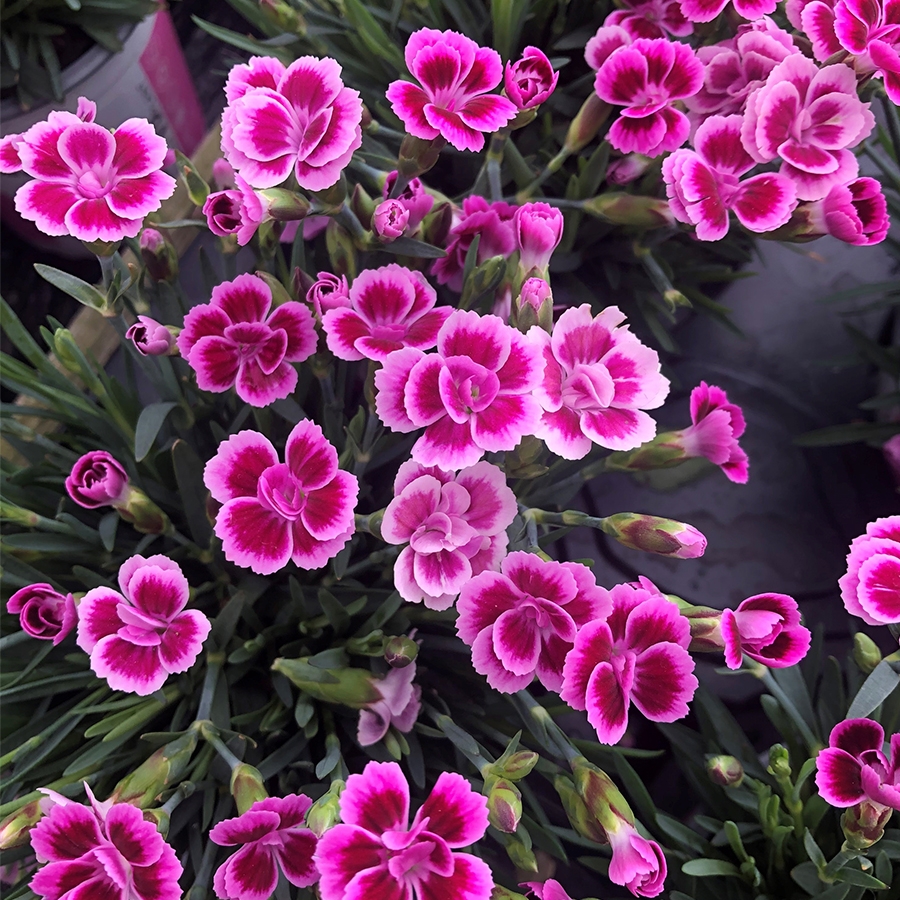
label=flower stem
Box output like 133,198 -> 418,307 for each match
516,147 -> 571,202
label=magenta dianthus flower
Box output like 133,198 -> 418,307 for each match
607,817 -> 668,898
663,115 -> 797,241
375,310 -> 543,470
382,171 -> 435,232
530,304 -> 669,459
6,584 -> 76,645
30,785 -> 182,900
386,28 -> 517,153
679,381 -> 749,483
210,794 -> 319,900
65,450 -> 130,509
221,55 -> 362,191
560,583 -> 698,745
322,264 -> 451,362
809,177 -> 890,246
77,554 -> 210,696
382,460 -> 517,609
307,272 -> 351,320
721,593 -> 811,668
457,552 -> 610,693
126,316 -> 176,357
203,421 -> 358,575
514,202 -> 564,274
815,719 -> 900,811
14,106 -> 175,242
606,0 -> 693,38
680,0 -> 777,23
178,273 -> 317,407
593,38 -> 703,157
358,660 -> 422,746
839,516 -> 900,626
834,0 -> 900,104
505,47 -> 559,110
314,761 -> 493,900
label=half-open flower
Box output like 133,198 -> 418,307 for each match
505,47 -> 559,110
808,177 -> 890,246
358,660 -> 422,746
203,421 -> 358,575
77,554 -> 210,696
721,593 -> 811,668
6,584 -> 76,645
678,381 -> 749,483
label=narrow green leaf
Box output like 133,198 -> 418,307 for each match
171,439 -> 213,546
98,512 -> 118,553
33,264 -> 107,312
134,402 -> 177,461
380,236 -> 447,258
681,859 -> 741,877
794,422 -> 900,447
614,754 -> 658,827
847,660 -> 900,719
832,866 -> 887,889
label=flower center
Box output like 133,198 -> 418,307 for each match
560,364 -> 615,411
457,369 -> 499,413
257,464 -> 306,520
76,170 -> 111,199
372,323 -> 409,342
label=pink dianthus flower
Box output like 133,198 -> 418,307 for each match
505,47 -> 560,110
382,171 -> 434,232
203,421 -> 358,575
386,28 -> 517,153
221,55 -> 362,191
381,460 -> 517,609
839,516 -> 900,626
741,55 -> 876,201
14,107 -> 176,242
77,554 -> 210,696
605,0 -> 693,38
210,795 -> 319,900
560,582 -> 698,745
178,273 -> 317,407
322,264 -> 451,361
663,115 -> 797,241
833,0 -> 900,104
358,660 -> 422,746
808,176 -> 890,246
457,552 -> 611,693
680,0 -> 777,23
593,38 -> 704,157
65,450 -> 130,509
374,310 -> 543,470
678,381 -> 749,483
307,272 -> 350,320
314,761 -> 493,900
432,196 -> 518,291
514,202 -> 564,274
721,593 -> 811,668
815,719 -> 900,811
529,304 -> 669,459
607,817 -> 668,898
29,785 -> 182,900
6,584 -> 77,645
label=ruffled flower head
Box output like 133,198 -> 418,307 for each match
15,106 -> 176,242
678,381 -> 749,483
6,584 -> 77,645
721,593 -> 811,668
375,309 -> 543,471
314,761 -> 493,900
204,421 -> 358,575
839,516 -> 900,626
322,264 -> 451,361
680,0 -> 777,23
381,460 -> 517,609
386,29 -> 517,152
560,582 -> 698,745
30,785 -> 182,900
505,47 -> 560,110
178,273 -> 317,407
221,55 -> 362,191
210,794 -> 319,900
358,660 -> 422,746
76,554 -> 211,696
457,552 -> 611,692
530,304 -> 669,459
605,0 -> 693,38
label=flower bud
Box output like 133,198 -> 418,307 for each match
203,189 -> 243,237
514,203 -> 563,276
255,188 -> 312,222
505,836 -> 539,872
571,756 -> 633,835
679,605 -> 724,652
491,887 -> 529,900
841,800 -> 893,850
607,154 -> 653,185
460,255 -> 508,309
505,46 -> 558,111
126,316 -> 178,356
706,755 -> 744,788
143,807 -> 170,836
307,780 -> 344,836
6,583 -> 77,645
307,271 -> 350,319
382,171 -> 434,231
486,777 -> 523,833
271,658 -> 384,708
0,799 -> 43,849
582,193 -> 674,228
253,270 -> 294,307
350,182 -> 375,231
496,750 -> 540,782
116,485 -> 171,535
66,450 -> 130,509
139,228 -> 178,282
853,633 -> 882,674
325,220 -> 356,279
384,635 -> 419,668
807,178 -> 889,247
515,277 -> 553,333
231,763 -> 268,815
554,775 -> 607,844
564,93 -> 613,154
766,744 -> 791,780
373,199 -> 409,242
601,512 -> 707,559
258,0 -> 306,33
110,729 -> 199,807
398,134 -> 445,180
211,157 -> 236,190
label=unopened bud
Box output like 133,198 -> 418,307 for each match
258,0 -> 306,33
564,93 -> 613,154
373,199 -> 409,242
487,777 -> 523,833
143,807 -> 170,836
515,277 -> 553,333
110,728 -> 199,807
384,636 -> 419,668
582,193 -> 674,229
325,220 -> 356,279
496,750 -> 540,781
601,512 -> 707,559
307,780 -> 344,836
350,183 -> 375,231
116,485 -> 171,535
0,799 -> 43,849
256,188 -> 312,222
571,756 -> 632,835
177,151 -> 210,208
271,658 -> 383,708
139,228 -> 178,282
766,744 -> 791,780
554,774 -> 607,844
680,605 -> 724,652
505,835 -> 539,872
253,270 -> 294,307
461,255 -> 508,309
607,154 -> 653,185
0,501 -> 41,528
231,763 -> 268,815
706,755 -> 744,788
491,887 -> 529,900
853,633 -> 882,674
398,135 -> 446,180
841,800 -> 892,850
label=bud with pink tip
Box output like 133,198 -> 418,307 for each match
602,512 -> 707,559
126,316 -> 178,357
382,170 -> 434,231
514,202 -> 564,275
65,450 -> 130,509
306,272 -> 350,320
6,584 -> 77,644
516,277 -> 553,332
505,47 -> 559,111
373,198 -> 409,241
139,228 -> 178,282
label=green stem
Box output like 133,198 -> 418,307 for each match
197,652 -> 225,722
516,147 -> 571,202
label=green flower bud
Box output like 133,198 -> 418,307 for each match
110,728 -> 199,807
681,606 -> 725,653
504,835 -> 538,872
766,745 -> 791,781
258,0 -> 306,33
604,432 -> 691,473
116,485 -> 171,535
490,886 -> 529,900
272,658 -> 383,709
495,750 -> 540,782
554,774 -> 607,844
350,183 -> 375,231
460,255 -> 508,309
564,93 -> 612,154
571,756 -> 633,835
601,512 -> 707,559
706,755 -> 744,788
398,135 -> 445,180
384,636 -> 419,668
231,763 -> 268,815
140,228 -> 178,283
307,780 -> 344,836
0,799 -> 43,849
253,270 -> 294,308
582,193 -> 674,229
841,800 -> 892,850
486,777 -> 522,833
853,633 -> 882,674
